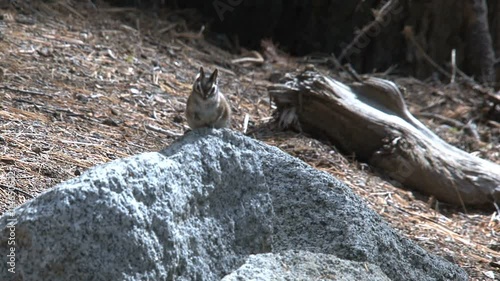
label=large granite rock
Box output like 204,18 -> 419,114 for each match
0,129 -> 467,280
221,250 -> 392,281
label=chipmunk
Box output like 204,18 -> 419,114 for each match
186,67 -> 232,129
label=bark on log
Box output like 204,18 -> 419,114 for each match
268,67 -> 500,207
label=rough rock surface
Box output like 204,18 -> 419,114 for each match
0,129 -> 467,280
221,250 -> 391,281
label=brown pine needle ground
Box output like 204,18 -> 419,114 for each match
0,1 -> 498,280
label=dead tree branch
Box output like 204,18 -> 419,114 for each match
269,68 -> 500,207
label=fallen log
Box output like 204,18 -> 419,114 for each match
268,67 -> 500,207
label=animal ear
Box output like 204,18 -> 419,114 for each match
195,67 -> 204,81
209,69 -> 218,82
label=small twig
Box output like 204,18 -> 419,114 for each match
487,120 -> 500,128
0,184 -> 34,199
59,139 -> 102,146
57,2 -> 85,20
158,23 -> 178,34
344,64 -> 363,82
243,113 -> 250,134
417,112 -> 465,128
99,7 -> 138,13
447,173 -> 468,214
231,57 -> 264,64
172,25 -> 205,39
419,99 -> 446,112
301,54 -> 329,64
13,98 -> 88,119
15,15 -> 36,25
2,85 -> 50,96
236,75 -> 255,109
494,202 -> 500,216
381,65 -> 397,77
231,51 -> 264,64
450,66 -> 500,105
338,0 -> 398,61
328,53 -> 348,72
120,24 -> 138,33
41,34 -> 86,46
450,49 -> 457,84
144,123 -> 183,137
403,26 -> 451,79
13,98 -> 45,107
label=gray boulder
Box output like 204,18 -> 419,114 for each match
221,250 -> 391,281
0,129 -> 467,280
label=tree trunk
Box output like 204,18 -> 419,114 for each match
268,67 -> 500,207
463,0 -> 495,83
487,0 -> 500,88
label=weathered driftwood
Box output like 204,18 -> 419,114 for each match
268,68 -> 500,207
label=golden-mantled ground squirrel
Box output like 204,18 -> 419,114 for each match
186,67 -> 232,129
